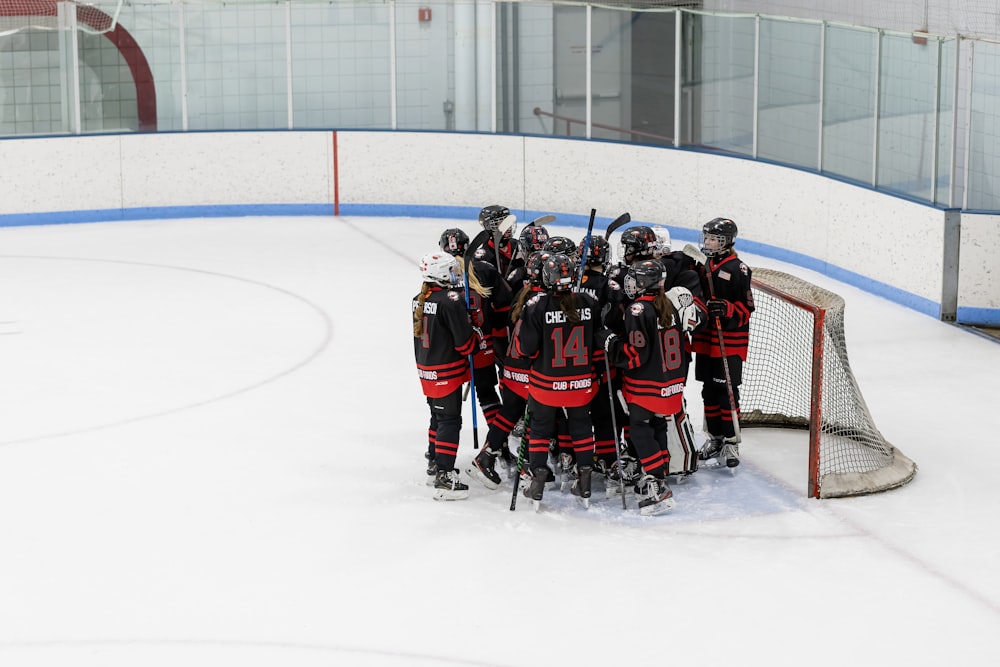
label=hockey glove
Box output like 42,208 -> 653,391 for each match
471,326 -> 488,350
707,299 -> 732,320
595,328 -> 618,353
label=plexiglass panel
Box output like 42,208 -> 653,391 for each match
184,3 -> 289,130
822,25 -> 876,183
685,13 -> 755,156
757,18 -> 820,168
877,33 -> 939,201
290,2 -> 391,129
968,40 -> 1000,210
935,39 -> 957,206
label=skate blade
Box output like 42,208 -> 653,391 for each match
465,465 -> 500,491
532,499 -> 541,512
433,488 -> 470,501
605,484 -> 634,500
639,496 -> 676,516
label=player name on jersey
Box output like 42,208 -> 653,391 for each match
544,307 -> 592,324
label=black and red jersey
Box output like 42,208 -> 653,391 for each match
499,285 -> 542,400
606,295 -> 690,416
413,285 -> 477,398
466,259 -> 513,369
513,291 -> 601,408
692,251 -> 754,360
473,236 -> 515,274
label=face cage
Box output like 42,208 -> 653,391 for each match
619,240 -> 651,262
701,232 -> 731,256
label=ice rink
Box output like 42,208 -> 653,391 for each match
0,215 -> 997,666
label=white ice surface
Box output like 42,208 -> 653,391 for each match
0,216 -> 997,667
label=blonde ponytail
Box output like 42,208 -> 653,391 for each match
413,282 -> 432,337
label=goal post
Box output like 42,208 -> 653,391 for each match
740,268 -> 917,498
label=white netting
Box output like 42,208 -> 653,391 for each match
0,0 -> 124,36
740,268 -> 917,498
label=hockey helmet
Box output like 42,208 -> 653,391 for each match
541,253 -> 576,293
580,235 -> 611,269
439,227 -> 470,257
701,217 -> 738,256
419,251 -> 462,288
623,259 -> 666,299
519,224 -> 550,256
619,226 -> 657,262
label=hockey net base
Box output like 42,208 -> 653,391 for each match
740,268 -> 917,498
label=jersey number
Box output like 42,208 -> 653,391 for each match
660,329 -> 682,371
550,326 -> 588,367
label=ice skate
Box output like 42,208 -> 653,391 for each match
467,447 -> 502,490
698,436 -> 723,462
523,467 -> 549,511
720,440 -> 740,468
570,465 -> 592,509
433,469 -> 469,501
559,452 -> 575,493
425,451 -> 437,487
605,455 -> 640,499
636,474 -> 676,516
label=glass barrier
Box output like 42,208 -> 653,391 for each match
0,2 -> 994,210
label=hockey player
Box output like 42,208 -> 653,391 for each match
596,259 -> 701,515
692,217 -> 754,468
513,253 -> 601,509
601,225 -> 659,489
505,222 -> 549,278
412,251 -> 482,501
466,250 -> 550,490
577,236 -> 619,476
474,205 -> 517,274
439,227 -> 513,429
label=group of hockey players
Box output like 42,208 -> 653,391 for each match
412,206 -> 754,515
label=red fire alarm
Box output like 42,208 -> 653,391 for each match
418,7 -> 432,22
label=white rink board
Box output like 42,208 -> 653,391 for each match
0,130 -> 996,317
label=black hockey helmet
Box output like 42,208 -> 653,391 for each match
519,224 -> 550,255
701,217 -> 738,256
542,236 -> 579,262
479,205 -> 511,233
580,235 -> 610,268
619,226 -> 657,262
624,259 -> 666,299
525,250 -> 551,286
439,227 -> 470,257
541,253 -> 576,293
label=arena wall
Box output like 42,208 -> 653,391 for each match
0,130 -> 996,325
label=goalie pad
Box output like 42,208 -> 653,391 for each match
665,410 -> 699,475
665,286 -> 701,333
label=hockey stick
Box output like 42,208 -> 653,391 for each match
528,214 -> 556,226
604,212 -> 632,239
494,214 -> 517,276
463,230 -> 492,450
509,408 -> 530,511
604,356 -> 627,509
576,208 -> 597,290
682,243 -> 742,444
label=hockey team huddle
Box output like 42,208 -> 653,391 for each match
412,206 -> 754,515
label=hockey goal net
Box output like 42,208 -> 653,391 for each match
740,268 -> 917,498
0,0 -> 124,36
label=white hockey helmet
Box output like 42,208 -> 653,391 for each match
665,286 -> 700,333
419,251 -> 462,287
651,226 -> 672,257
